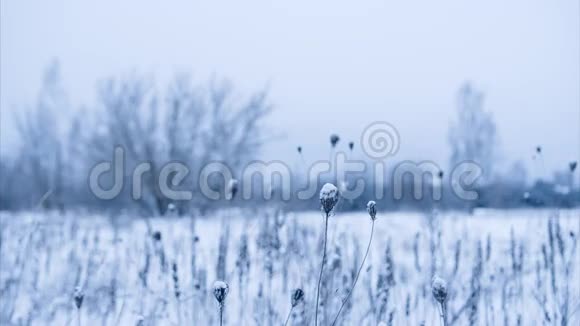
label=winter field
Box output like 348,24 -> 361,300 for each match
0,208 -> 579,326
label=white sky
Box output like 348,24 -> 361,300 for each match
1,0 -> 579,177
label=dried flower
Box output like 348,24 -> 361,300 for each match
316,183 -> 338,326
213,280 -> 229,305
214,281 -> 229,326
331,201 -> 376,326
320,183 -> 339,215
431,275 -> 448,304
227,179 -> 238,200
348,141 -> 354,151
74,286 -> 84,309
330,134 -> 340,148
286,288 -> 306,326
570,161 -> 577,172
366,200 -> 377,220
135,315 -> 145,326
291,288 -> 305,307
297,146 -> 302,154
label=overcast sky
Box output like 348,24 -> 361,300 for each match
1,0 -> 579,178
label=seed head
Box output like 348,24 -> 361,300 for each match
291,288 -> 305,307
136,315 -> 145,326
74,286 -> 84,309
227,179 -> 239,200
366,200 -> 377,220
213,280 -> 229,305
536,146 -> 542,154
297,146 -> 302,154
570,161 -> 577,172
152,231 -> 162,242
348,141 -> 354,151
320,183 -> 339,215
431,275 -> 448,304
330,134 -> 340,148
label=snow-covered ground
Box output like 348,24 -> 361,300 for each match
1,208 -> 579,325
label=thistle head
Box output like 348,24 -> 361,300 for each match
330,134 -> 340,148
73,286 -> 84,309
570,161 -> 577,173
227,179 -> 239,200
291,288 -> 305,307
431,275 -> 448,304
213,280 -> 229,305
366,200 -> 377,220
348,141 -> 354,151
320,183 -> 339,215
136,315 -> 145,326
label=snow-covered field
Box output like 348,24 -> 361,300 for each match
1,208 -> 579,325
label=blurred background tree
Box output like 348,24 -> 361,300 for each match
448,82 -> 498,184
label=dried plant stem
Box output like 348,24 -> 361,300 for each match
315,214 -> 330,326
176,303 -> 182,326
114,294 -> 127,325
284,307 -> 294,326
437,302 -> 448,326
331,220 -> 375,326
219,306 -> 224,326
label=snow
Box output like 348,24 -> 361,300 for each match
320,183 -> 339,214
0,208 -> 578,325
319,183 -> 339,201
431,275 -> 447,303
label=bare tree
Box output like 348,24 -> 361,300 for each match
75,74 -> 271,214
14,61 -> 67,210
448,82 -> 498,183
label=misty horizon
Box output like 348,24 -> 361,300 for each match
1,0 -> 579,180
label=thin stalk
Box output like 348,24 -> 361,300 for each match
436,303 -> 443,326
176,302 -> 182,326
437,302 -> 448,326
315,214 -> 330,326
219,306 -> 223,326
284,307 -> 294,326
331,220 -> 375,326
114,292 -> 127,325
